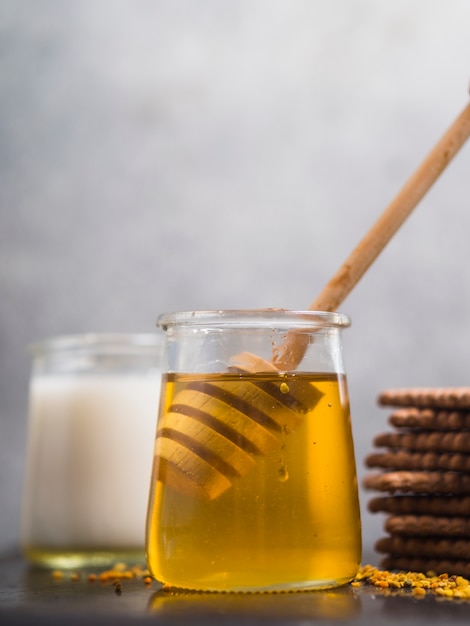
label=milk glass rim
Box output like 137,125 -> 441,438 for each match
29,332 -> 164,356
157,309 -> 351,330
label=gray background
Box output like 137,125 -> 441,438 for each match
1,0 -> 470,564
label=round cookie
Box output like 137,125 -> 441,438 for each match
378,388 -> 470,410
368,495 -> 470,516
365,450 -> 470,472
376,535 -> 470,560
385,514 -> 470,537
381,555 -> 470,578
389,408 -> 470,431
363,471 -> 470,494
373,431 -> 470,454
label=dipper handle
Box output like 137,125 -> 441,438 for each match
274,99 -> 470,369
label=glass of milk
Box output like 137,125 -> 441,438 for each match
20,333 -> 164,569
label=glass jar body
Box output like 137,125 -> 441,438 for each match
21,333 -> 164,569
146,311 -> 361,591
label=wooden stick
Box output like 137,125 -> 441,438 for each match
273,99 -> 470,370
310,100 -> 470,312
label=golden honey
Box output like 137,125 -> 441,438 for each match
146,371 -> 361,591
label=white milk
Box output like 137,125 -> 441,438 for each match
20,372 -> 161,567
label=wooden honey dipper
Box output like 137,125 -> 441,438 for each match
156,98 -> 470,501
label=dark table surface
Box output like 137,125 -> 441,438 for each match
2,551 -> 470,625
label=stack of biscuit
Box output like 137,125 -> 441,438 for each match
364,387 -> 470,577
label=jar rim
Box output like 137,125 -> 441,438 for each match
157,309 -> 351,330
29,332 -> 164,355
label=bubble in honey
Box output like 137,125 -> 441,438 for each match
278,465 -> 289,482
280,382 -> 289,394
